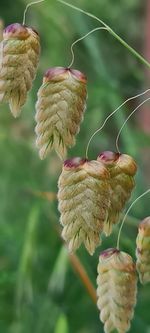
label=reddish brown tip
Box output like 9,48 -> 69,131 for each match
139,217 -> 150,236
43,67 -> 87,83
25,25 -> 39,36
3,23 -> 29,39
98,151 -> 120,164
100,248 -> 120,259
64,157 -> 87,169
69,68 -> 87,83
44,67 -> 67,82
139,217 -> 150,227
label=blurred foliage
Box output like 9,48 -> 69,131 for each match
0,0 -> 150,332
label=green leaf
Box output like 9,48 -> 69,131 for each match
54,313 -> 69,333
48,246 -> 68,294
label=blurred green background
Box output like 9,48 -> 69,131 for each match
0,0 -> 150,332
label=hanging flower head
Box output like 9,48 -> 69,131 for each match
0,23 -> 40,117
58,157 -> 111,255
97,151 -> 137,235
97,248 -> 137,333
136,217 -> 150,284
35,67 -> 87,159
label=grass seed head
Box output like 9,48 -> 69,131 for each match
57,157 -> 111,255
0,23 -> 40,117
136,217 -> 150,284
97,151 -> 137,236
97,248 -> 137,333
35,67 -> 87,160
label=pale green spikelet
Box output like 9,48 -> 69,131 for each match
97,151 -> 137,236
35,67 -> 87,159
97,248 -> 137,333
136,217 -> 150,284
57,157 -> 111,255
0,23 -> 40,117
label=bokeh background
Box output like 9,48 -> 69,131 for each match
0,0 -> 150,332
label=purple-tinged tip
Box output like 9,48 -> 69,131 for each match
44,67 -> 67,82
25,25 -> 39,36
139,217 -> 150,236
97,151 -> 120,164
3,23 -> 29,40
139,217 -> 150,229
64,157 -> 87,169
100,248 -> 119,259
43,67 -> 87,83
68,68 -> 87,83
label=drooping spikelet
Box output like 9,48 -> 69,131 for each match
57,157 -> 111,255
35,67 -> 87,160
97,151 -> 137,236
97,248 -> 137,333
136,217 -> 150,284
0,23 -> 40,117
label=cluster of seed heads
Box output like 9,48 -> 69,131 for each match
0,17 -> 149,333
58,152 -> 137,255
